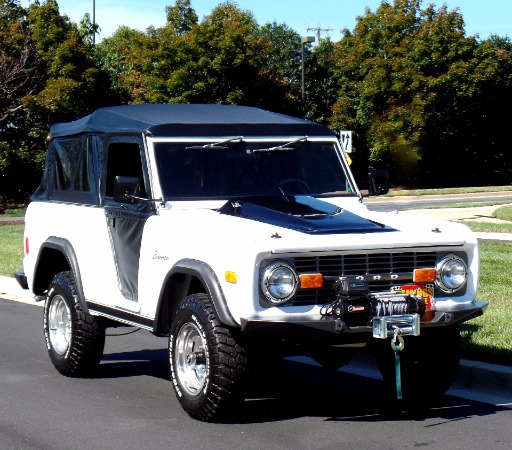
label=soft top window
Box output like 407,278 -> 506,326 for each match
32,135 -> 99,205
53,138 -> 79,190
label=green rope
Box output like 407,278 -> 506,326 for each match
394,348 -> 403,400
392,332 -> 404,400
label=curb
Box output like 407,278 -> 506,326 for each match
475,232 -> 512,243
344,352 -> 512,407
0,275 -> 38,306
0,217 -> 24,226
455,359 -> 512,396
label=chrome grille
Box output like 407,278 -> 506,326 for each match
292,251 -> 437,305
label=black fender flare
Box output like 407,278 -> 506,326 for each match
156,259 -> 239,332
33,237 -> 89,314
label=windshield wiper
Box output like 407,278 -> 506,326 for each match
251,136 -> 308,153
185,136 -> 244,150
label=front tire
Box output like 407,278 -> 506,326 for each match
44,271 -> 105,377
169,293 -> 248,422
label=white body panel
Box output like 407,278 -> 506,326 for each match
136,200 -> 479,325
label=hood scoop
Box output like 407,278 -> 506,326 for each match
218,196 -> 396,235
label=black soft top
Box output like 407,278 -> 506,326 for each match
49,104 -> 336,138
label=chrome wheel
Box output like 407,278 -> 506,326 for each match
170,294 -> 249,421
48,294 -> 72,355
44,272 -> 105,376
175,322 -> 208,396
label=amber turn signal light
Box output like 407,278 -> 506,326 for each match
413,268 -> 436,283
299,273 -> 324,289
225,271 -> 237,284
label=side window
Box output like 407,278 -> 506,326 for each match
45,136 -> 99,205
53,138 -> 81,191
105,142 -> 146,198
74,136 -> 94,192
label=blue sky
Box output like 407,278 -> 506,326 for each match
20,1 -> 512,42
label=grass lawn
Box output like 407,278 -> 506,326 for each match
0,225 -> 24,277
461,241 -> 512,366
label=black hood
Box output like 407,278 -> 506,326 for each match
218,196 -> 396,235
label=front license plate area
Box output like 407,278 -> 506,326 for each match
392,283 -> 435,309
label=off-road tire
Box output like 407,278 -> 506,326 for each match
169,293 -> 249,422
371,325 -> 461,403
44,271 -> 105,377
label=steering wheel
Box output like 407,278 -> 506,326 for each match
270,179 -> 311,196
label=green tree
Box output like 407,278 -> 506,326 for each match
304,38 -> 338,124
328,1 -> 445,185
259,21 -> 302,112
26,0 -> 112,123
78,12 -> 100,45
0,0 -> 40,125
164,1 -> 273,105
1,0 -> 116,203
94,26 -> 145,102
117,2 -> 293,112
329,0 -> 430,185
329,0 -> 512,188
0,0 -> 43,203
420,34 -> 512,186
166,0 -> 198,36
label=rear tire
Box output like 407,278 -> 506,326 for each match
44,271 -> 105,377
169,293 -> 249,422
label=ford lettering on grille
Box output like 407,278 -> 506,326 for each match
292,251 -> 438,306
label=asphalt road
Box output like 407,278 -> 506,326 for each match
1,298 -> 511,449
365,191 -> 512,212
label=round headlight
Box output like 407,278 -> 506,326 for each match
436,255 -> 467,293
261,261 -> 298,305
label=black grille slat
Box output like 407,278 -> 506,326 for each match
292,251 -> 437,306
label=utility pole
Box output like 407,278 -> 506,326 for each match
301,36 -> 315,112
306,25 -> 334,42
92,0 -> 96,44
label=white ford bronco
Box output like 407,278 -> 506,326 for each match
16,104 -> 487,421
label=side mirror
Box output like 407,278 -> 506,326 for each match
367,170 -> 389,196
113,176 -> 142,203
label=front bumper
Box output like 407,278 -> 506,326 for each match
240,300 -> 488,336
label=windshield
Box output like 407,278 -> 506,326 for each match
153,141 -> 353,200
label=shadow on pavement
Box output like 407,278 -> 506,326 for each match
93,346 -> 507,425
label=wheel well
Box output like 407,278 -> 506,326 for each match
155,272 -> 206,335
33,247 -> 71,295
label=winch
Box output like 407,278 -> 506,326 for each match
329,278 -> 426,338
